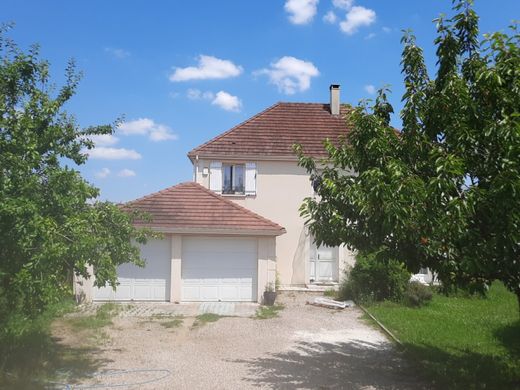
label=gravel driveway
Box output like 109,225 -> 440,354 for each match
64,292 -> 432,389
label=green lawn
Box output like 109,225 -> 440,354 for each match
367,282 -> 520,389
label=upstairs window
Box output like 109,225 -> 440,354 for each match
209,161 -> 256,196
222,164 -> 245,194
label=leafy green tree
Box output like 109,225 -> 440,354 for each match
297,1 -> 520,306
0,27 -> 153,323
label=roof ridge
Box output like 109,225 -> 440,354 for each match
187,102 -> 281,157
190,182 -> 285,231
276,101 -> 327,105
125,183 -> 186,205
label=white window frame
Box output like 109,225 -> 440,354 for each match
222,163 -> 245,195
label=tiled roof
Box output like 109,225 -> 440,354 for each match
188,102 -> 352,159
126,182 -> 286,235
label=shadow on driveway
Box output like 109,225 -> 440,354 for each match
234,339 -> 433,389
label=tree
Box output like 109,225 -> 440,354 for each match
0,27 -> 153,323
296,1 -> 520,306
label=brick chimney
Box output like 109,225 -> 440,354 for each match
329,84 -> 340,116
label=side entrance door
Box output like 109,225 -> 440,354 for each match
310,242 -> 339,283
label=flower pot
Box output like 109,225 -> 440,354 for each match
263,291 -> 277,306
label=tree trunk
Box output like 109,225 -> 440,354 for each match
516,290 -> 520,315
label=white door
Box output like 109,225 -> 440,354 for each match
310,243 -> 339,282
182,237 -> 257,302
94,238 -> 171,301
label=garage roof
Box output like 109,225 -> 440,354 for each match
125,182 -> 286,236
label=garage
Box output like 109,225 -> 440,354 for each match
76,182 -> 285,303
182,237 -> 258,302
93,238 -> 171,301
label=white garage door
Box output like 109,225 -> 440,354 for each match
94,238 -> 171,301
182,237 -> 257,302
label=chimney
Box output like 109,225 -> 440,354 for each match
329,84 -> 340,116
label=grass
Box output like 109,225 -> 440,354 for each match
148,314 -> 185,329
366,282 -> 520,389
255,304 -> 284,319
161,317 -> 184,328
0,299 -> 105,388
323,288 -> 338,298
67,302 -> 121,330
192,313 -> 224,328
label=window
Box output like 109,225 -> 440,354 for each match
222,164 -> 245,194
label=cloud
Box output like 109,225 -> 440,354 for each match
323,11 -> 337,24
88,134 -> 119,147
364,84 -> 376,95
339,6 -> 376,35
364,32 -> 376,40
118,118 -> 178,142
187,89 -> 241,112
104,47 -> 130,59
382,26 -> 392,33
118,169 -> 136,178
169,55 -> 243,82
211,91 -> 242,112
284,0 -> 319,25
187,88 -> 214,101
332,0 -> 354,10
87,147 -> 142,160
95,168 -> 111,179
256,56 -> 319,95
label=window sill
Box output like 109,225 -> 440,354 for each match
221,193 -> 256,199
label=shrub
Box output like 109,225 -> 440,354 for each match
404,282 -> 433,307
339,251 -> 411,303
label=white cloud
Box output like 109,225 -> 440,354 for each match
211,91 -> 242,112
118,169 -> 136,178
187,88 -> 214,101
95,168 -> 111,179
256,56 -> 319,95
284,0 -> 319,25
187,88 -> 202,100
118,118 -> 178,142
339,6 -> 376,35
169,55 -> 243,82
323,11 -> 337,24
332,0 -> 354,10
88,134 -> 119,147
364,32 -> 376,40
104,47 -> 130,59
364,84 -> 376,95
87,147 -> 142,160
382,26 -> 392,33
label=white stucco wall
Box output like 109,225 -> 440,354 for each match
194,158 -> 356,286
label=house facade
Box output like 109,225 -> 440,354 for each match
76,85 -> 358,303
188,85 -> 357,288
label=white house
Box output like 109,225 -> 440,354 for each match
77,85 -> 365,303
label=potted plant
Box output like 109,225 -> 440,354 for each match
263,282 -> 277,306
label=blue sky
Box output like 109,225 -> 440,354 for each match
4,0 -> 519,202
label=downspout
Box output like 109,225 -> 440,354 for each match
192,154 -> 199,182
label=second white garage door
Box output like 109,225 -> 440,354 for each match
182,237 -> 258,302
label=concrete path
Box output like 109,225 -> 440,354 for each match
76,300 -> 259,318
